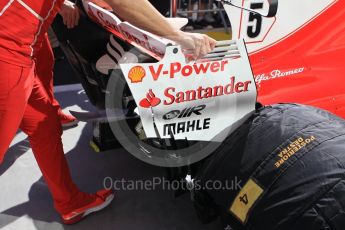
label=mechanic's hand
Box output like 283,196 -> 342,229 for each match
59,0 -> 80,29
167,31 -> 217,60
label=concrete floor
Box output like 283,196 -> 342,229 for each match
0,85 -> 221,230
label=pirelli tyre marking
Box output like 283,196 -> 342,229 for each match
275,135 -> 316,168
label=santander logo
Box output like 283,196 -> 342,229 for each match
139,77 -> 252,108
139,90 -> 161,108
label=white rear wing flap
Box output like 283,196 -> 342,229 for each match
119,39 -> 258,142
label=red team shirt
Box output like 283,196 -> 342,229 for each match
0,0 -> 64,67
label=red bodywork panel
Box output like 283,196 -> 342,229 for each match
248,1 -> 345,118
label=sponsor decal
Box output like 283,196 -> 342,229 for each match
138,77 -> 252,108
139,89 -> 161,108
148,60 -> 229,81
163,77 -> 252,106
128,66 -> 146,83
162,105 -> 206,120
163,118 -> 211,136
162,105 -> 209,136
255,67 -> 305,84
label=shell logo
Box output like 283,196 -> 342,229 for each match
128,66 -> 146,83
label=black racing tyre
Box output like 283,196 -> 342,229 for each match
193,104 -> 345,230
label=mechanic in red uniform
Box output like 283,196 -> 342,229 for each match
0,0 -> 114,225
37,35 -> 79,127
36,0 -> 80,128
0,0 -> 216,224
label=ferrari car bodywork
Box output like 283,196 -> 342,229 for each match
225,0 -> 345,117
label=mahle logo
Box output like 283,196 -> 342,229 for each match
128,66 -> 146,83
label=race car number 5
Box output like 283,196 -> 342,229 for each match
247,2 -> 264,38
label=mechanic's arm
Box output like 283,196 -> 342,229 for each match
103,0 -> 216,59
59,0 -> 80,29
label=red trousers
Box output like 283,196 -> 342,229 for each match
0,35 -> 92,215
36,34 -> 62,114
